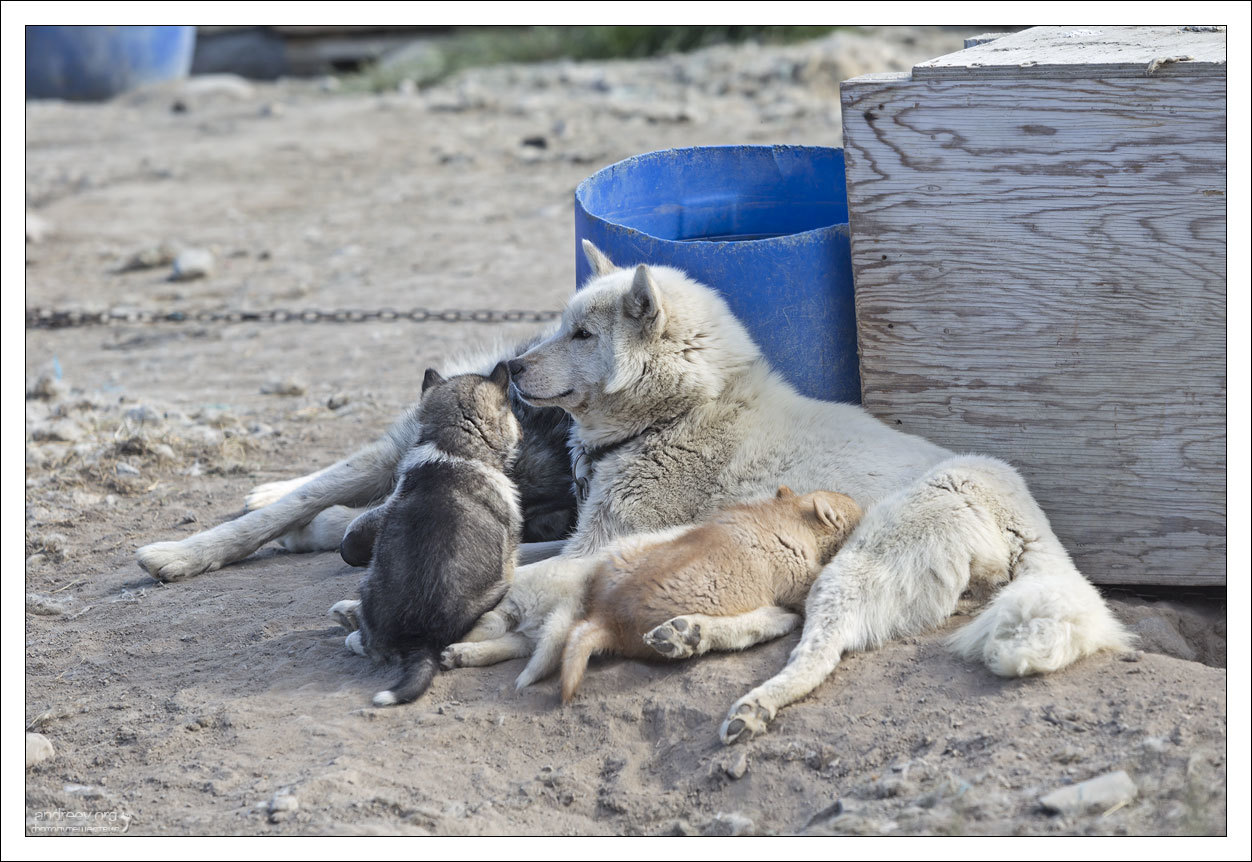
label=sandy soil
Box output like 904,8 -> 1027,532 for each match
23,28 -> 1227,837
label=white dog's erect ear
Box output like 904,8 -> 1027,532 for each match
488,361 -> 510,389
582,240 -> 618,277
422,368 -> 446,394
625,264 -> 665,337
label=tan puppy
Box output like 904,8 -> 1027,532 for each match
560,486 -> 861,702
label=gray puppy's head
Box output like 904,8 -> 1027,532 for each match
419,362 -> 522,465
508,241 -> 761,441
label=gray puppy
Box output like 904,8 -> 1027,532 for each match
352,363 -> 523,706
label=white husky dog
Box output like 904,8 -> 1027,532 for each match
445,241 -> 1131,744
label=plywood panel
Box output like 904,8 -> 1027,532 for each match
841,64 -> 1226,586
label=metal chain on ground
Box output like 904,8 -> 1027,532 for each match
24,306 -> 562,330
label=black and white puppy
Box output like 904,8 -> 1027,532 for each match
347,363 -> 523,706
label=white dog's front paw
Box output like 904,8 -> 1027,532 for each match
278,506 -> 355,553
329,599 -> 362,632
720,696 -> 776,745
344,630 -> 366,656
136,540 -> 220,582
644,616 -> 703,659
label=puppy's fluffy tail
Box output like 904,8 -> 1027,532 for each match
373,647 -> 439,707
561,618 -> 613,703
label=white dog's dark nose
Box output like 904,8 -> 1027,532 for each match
507,359 -> 525,378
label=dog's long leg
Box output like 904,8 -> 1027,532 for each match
245,466 -> 332,511
440,633 -> 532,669
136,435 -> 405,581
643,606 -> 802,659
278,505 -> 367,553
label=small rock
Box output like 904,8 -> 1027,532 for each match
326,392 -> 350,410
26,593 -> 72,616
115,462 -> 141,477
29,418 -> 85,443
1052,745 -> 1084,764
248,422 -> 277,437
26,212 -> 53,243
125,405 -> 163,425
259,101 -> 283,117
260,379 -> 306,397
171,248 -> 214,281
724,751 -> 749,780
666,819 -> 698,836
319,75 -> 341,92
268,789 -> 299,823
152,443 -> 177,461
26,733 -> 55,768
117,243 -> 178,272
702,811 -> 754,837
183,73 -> 255,100
26,374 -> 68,400
1039,770 -> 1137,816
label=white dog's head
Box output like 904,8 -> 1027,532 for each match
508,241 -> 761,443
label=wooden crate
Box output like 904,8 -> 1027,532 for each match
841,26 -> 1227,586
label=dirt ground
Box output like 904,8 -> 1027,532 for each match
22,28 -> 1229,839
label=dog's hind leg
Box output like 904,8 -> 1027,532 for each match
644,606 -> 802,659
278,505 -> 366,553
136,435 -> 404,581
440,633 -> 531,669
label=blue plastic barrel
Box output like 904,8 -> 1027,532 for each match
574,145 -> 859,403
26,26 -> 196,101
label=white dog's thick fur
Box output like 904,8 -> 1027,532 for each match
462,242 -> 1130,743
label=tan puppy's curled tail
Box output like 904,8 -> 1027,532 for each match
561,619 -> 613,703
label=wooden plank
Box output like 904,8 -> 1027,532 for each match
916,25 -> 1226,79
841,71 -> 1227,586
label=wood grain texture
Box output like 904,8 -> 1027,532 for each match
917,25 -> 1226,79
841,65 -> 1226,586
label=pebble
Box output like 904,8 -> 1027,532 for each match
26,593 -> 72,616
260,379 -> 306,397
268,789 -> 299,823
326,392 -> 350,410
29,418 -> 85,443
26,374 -> 68,400
125,405 -> 163,425
26,212 -> 53,243
724,750 -> 749,780
1039,770 -> 1137,815
118,242 -> 178,272
26,732 -> 55,768
152,443 -> 177,461
248,422 -> 277,437
115,462 -> 141,477
702,811 -> 754,837
171,248 -> 214,281
259,102 -> 283,117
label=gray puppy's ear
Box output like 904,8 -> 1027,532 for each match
625,264 -> 665,337
582,239 -> 617,277
422,368 -> 446,394
488,361 -> 510,389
